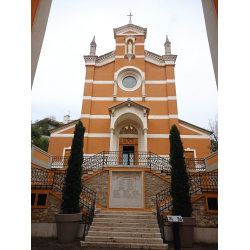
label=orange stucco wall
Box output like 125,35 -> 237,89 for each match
93,62 -> 115,80
49,29 -> 210,159
31,0 -> 40,29
33,148 -> 50,164
207,153 -> 218,166
145,62 -> 166,80
179,125 -> 203,136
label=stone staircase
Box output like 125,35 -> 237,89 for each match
80,211 -> 168,249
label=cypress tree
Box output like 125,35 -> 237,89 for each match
169,124 -> 192,217
61,121 -> 85,214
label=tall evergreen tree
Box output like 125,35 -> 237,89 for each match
169,124 -> 192,217
61,121 -> 85,214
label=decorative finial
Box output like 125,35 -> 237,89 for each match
164,35 -> 171,55
89,36 -> 97,55
127,13 -> 133,24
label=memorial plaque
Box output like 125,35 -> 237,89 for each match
109,171 -> 143,209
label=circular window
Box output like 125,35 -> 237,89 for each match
122,76 -> 137,89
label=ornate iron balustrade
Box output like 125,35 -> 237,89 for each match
31,167 -> 96,212
82,197 -> 96,241
156,171 -> 218,222
51,152 -> 206,172
156,199 -> 166,244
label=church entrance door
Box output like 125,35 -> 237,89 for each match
119,138 -> 138,165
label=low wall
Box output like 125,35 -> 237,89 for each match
31,223 -> 84,238
164,226 -> 218,243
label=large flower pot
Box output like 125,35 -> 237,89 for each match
54,213 -> 82,244
179,217 -> 196,248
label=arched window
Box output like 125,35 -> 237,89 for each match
119,126 -> 138,135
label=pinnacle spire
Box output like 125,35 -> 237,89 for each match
164,35 -> 171,55
90,36 -> 96,45
89,36 -> 97,55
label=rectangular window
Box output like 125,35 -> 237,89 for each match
31,191 -> 49,208
31,193 -> 36,206
37,194 -> 47,206
207,197 -> 218,210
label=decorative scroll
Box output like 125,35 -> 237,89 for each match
119,126 -> 138,135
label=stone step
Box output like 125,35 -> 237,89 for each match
80,241 -> 168,250
98,211 -> 153,215
90,226 -> 160,233
91,222 -> 159,228
88,230 -> 161,238
93,218 -> 157,223
85,235 -> 163,244
95,214 -> 156,219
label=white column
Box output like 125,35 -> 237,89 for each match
110,128 -> 114,151
142,78 -> 146,102
113,79 -> 117,101
143,128 -> 148,151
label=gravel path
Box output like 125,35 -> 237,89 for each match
31,237 -> 218,250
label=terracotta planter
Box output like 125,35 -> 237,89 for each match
179,217 -> 196,248
54,213 -> 82,244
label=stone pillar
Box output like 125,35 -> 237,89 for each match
142,78 -> 146,101
113,79 -> 117,101
110,128 -> 114,151
143,128 -> 148,151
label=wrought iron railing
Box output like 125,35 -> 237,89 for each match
51,151 -> 206,172
31,167 -> 96,211
156,171 -> 218,222
82,197 -> 96,241
156,196 -> 166,244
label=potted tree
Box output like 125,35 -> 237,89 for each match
169,124 -> 196,248
54,121 -> 85,243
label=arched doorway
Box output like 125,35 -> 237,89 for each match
118,125 -> 139,165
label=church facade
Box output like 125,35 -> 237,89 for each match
32,21 -> 218,245
48,22 -> 212,160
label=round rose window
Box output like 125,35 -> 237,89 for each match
122,76 -> 137,89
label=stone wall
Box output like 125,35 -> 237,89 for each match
191,196 -> 218,228
31,193 -> 61,223
145,171 -> 170,209
82,170 -> 109,208
164,195 -> 218,228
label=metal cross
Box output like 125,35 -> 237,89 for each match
127,13 -> 133,22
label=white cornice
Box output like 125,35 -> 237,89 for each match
144,50 -> 178,66
114,24 -> 147,39
96,51 -> 115,66
83,51 -> 115,67
145,50 -> 165,66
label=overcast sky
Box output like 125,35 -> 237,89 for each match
31,0 -> 218,129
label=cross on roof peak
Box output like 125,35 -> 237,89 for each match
127,13 -> 133,24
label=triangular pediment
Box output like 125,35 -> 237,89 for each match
114,24 -> 147,38
108,98 -> 150,116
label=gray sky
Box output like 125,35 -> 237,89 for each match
31,0 -> 218,129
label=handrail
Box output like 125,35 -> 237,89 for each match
156,171 -> 218,222
51,151 -> 206,172
31,167 -> 96,212
82,197 -> 95,241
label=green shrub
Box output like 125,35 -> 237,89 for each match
169,124 -> 192,217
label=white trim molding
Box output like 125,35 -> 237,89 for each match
145,79 -> 175,84
93,81 -> 114,84
81,114 -> 110,119
180,123 -> 208,136
82,96 -> 177,101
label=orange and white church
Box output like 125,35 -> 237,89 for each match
32,19 -> 218,246
48,21 -> 212,162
